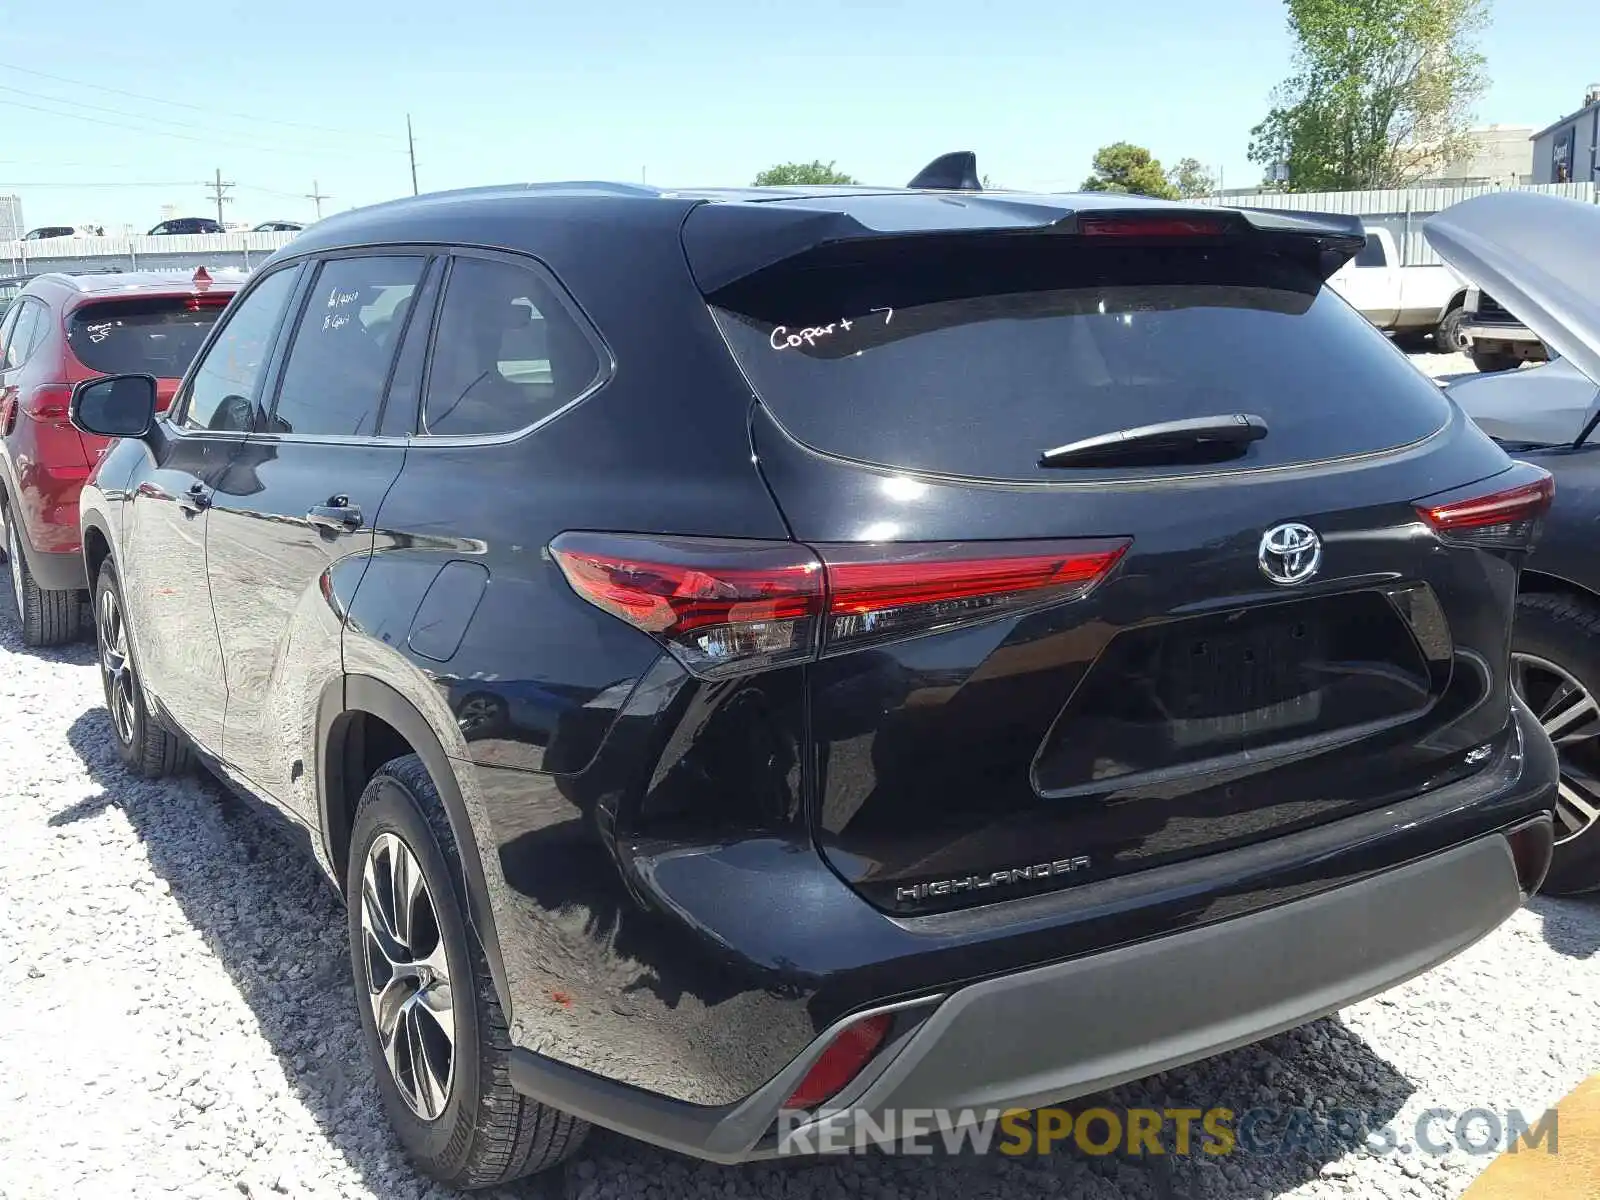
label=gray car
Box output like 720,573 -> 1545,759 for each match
1429,190 -> 1600,892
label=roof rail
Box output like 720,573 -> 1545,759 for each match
907,152 -> 982,191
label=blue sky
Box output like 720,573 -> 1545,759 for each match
2,0 -> 1597,231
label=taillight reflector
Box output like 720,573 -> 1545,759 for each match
783,1013 -> 893,1111
550,533 -> 1128,678
1416,471 -> 1553,548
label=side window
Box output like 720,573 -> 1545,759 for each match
376,258 -> 443,436
182,266 -> 300,433
4,300 -> 43,370
0,302 -> 22,367
267,255 -> 426,437
420,255 -> 603,438
1354,236 -> 1386,268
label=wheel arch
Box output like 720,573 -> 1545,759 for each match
1519,568 -> 1600,604
318,672 -> 511,1011
81,510 -> 114,587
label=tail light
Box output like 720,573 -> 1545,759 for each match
550,533 -> 1128,678
1078,214 -> 1228,239
1415,468 -> 1553,549
819,539 -> 1130,655
21,384 -> 74,423
783,1013 -> 893,1111
548,535 -> 825,678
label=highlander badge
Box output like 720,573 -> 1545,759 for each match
895,856 -> 1091,904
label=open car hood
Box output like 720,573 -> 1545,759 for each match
1424,191 -> 1600,387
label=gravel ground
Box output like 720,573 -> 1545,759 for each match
0,346 -> 1594,1200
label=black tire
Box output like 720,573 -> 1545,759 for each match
1512,592 -> 1600,895
1436,306 -> 1469,353
93,560 -> 190,778
347,755 -> 588,1188
3,498 -> 81,647
1472,349 -> 1520,374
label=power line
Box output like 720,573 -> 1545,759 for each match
0,80 -> 281,143
0,94 -> 318,156
0,180 -> 206,188
0,59 -> 405,142
0,92 -> 406,161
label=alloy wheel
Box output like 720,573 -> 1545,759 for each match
1512,652 -> 1600,845
97,585 -> 137,746
361,832 -> 456,1121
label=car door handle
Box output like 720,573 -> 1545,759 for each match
306,498 -> 363,534
178,483 -> 210,514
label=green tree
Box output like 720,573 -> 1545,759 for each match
1080,143 -> 1178,199
752,160 -> 857,186
1248,0 -> 1489,191
1167,157 -> 1216,198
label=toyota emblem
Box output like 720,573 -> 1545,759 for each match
1259,522 -> 1322,586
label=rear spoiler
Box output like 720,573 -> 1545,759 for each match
683,196 -> 1369,294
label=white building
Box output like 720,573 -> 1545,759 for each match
0,195 -> 24,242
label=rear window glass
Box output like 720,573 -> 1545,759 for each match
710,241 -> 1451,481
67,297 -> 227,379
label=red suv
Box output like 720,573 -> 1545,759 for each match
0,269 -> 240,645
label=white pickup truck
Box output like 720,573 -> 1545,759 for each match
1327,227 -> 1471,350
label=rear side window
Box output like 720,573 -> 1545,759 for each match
268,255 -> 426,437
3,299 -> 43,370
710,240 -> 1451,481
66,297 -> 227,379
420,255 -> 603,438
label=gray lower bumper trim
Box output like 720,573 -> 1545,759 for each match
841,835 -> 1520,1118
1464,324 -> 1542,343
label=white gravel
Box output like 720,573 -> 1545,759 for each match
0,360 -> 1594,1199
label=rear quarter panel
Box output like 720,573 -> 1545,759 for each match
339,215 -> 821,1103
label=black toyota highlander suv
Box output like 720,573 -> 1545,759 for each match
68,164 -> 1559,1188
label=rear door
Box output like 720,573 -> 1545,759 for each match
207,252 -> 432,822
702,217 -> 1526,912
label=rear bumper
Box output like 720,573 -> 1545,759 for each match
813,831 -> 1530,1125
9,531 -> 87,592
505,700 -> 1557,1163
1464,323 -> 1543,344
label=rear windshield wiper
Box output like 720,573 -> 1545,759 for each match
1038,414 -> 1268,468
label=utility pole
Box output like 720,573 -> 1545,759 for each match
206,167 -> 234,226
407,114 -> 419,196
305,179 -> 330,219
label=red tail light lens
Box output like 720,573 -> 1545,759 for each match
783,1013 -> 893,1111
1416,470 -> 1553,549
22,384 -> 74,423
819,539 -> 1130,655
1078,215 -> 1227,239
551,533 -> 1129,678
550,533 -> 825,678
